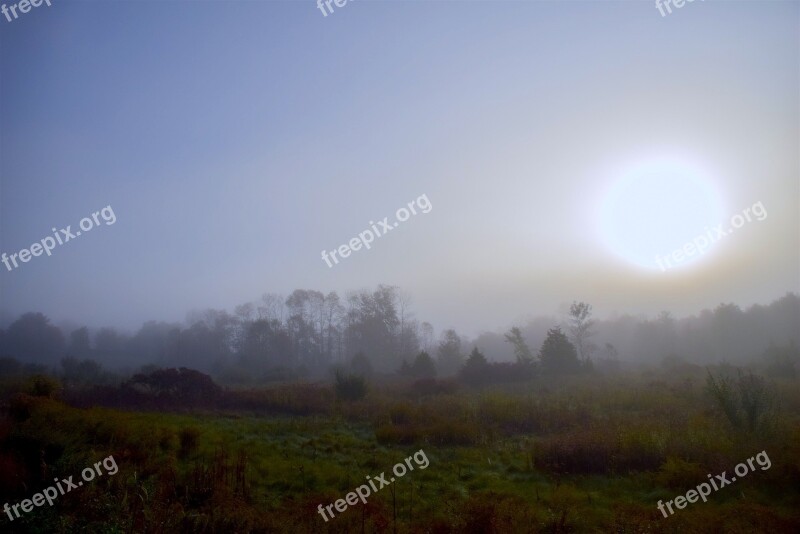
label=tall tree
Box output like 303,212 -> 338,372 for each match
322,291 -> 344,364
539,327 -> 581,375
437,329 -> 464,376
567,301 -> 595,362
343,285 -> 401,371
258,293 -> 286,323
68,327 -> 92,359
410,351 -> 436,379
460,346 -> 490,385
286,290 -> 325,369
3,312 -> 65,365
420,322 -> 435,355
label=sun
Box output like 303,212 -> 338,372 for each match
597,157 -> 725,272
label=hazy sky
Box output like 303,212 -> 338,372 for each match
1,0 -> 798,337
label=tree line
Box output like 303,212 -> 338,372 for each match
0,288 -> 797,385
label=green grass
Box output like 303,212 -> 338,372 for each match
2,369 -> 799,532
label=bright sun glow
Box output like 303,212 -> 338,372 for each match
598,157 -> 726,272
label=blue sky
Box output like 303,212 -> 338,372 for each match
1,0 -> 798,335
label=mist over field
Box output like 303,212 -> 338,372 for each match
1,290 -> 798,377
1,1 -> 798,532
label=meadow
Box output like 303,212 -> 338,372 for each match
1,364 -> 798,533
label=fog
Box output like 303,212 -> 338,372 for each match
1,1 -> 797,338
0,289 -> 797,383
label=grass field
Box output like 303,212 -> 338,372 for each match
1,368 -> 799,533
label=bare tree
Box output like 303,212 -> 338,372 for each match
323,291 -> 344,363
420,322 -> 435,354
504,326 -> 534,364
234,303 -> 255,322
567,301 -> 595,362
258,293 -> 285,323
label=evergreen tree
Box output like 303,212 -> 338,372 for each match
410,351 -> 437,379
539,327 -> 581,375
460,346 -> 490,385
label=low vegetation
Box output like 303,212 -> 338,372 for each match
0,362 -> 798,532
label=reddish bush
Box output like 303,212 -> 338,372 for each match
533,425 -> 665,475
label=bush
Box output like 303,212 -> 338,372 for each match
706,369 -> 777,435
389,402 -> 416,425
24,374 -> 61,398
655,457 -> 707,489
222,384 -> 333,415
126,367 -> 221,408
533,425 -> 666,475
334,370 -> 367,401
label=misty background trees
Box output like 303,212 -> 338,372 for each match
0,290 -> 797,384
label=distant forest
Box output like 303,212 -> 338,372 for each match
0,288 -> 797,384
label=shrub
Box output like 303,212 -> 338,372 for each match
706,369 -> 777,435
533,428 -> 614,475
389,402 -> 416,425
125,367 -> 221,408
655,457 -> 707,489
221,384 -> 333,415
533,425 -> 666,475
334,370 -> 367,401
24,374 -> 61,398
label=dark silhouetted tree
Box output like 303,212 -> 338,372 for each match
539,327 -> 580,375
3,312 -> 65,365
68,327 -> 92,359
410,351 -> 437,379
460,347 -> 490,386
61,357 -> 105,387
94,327 -> 128,366
126,367 -> 221,407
